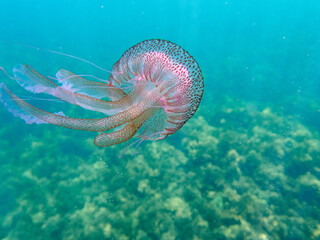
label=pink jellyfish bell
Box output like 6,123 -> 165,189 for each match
0,39 -> 204,147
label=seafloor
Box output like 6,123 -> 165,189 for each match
0,95 -> 319,240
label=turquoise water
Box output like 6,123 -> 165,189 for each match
0,0 -> 319,239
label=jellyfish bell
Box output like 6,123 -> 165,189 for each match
0,39 -> 204,147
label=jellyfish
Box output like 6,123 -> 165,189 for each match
0,39 -> 204,147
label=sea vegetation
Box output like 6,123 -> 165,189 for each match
0,95 -> 319,240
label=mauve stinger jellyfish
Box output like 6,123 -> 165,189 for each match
0,39 -> 204,147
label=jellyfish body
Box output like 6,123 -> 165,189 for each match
0,39 -> 204,147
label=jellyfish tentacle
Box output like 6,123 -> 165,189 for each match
55,69 -> 127,100
0,82 -> 165,132
94,107 -> 159,147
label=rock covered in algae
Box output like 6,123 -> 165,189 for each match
0,97 -> 319,240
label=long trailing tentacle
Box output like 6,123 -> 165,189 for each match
13,64 -> 135,115
94,107 -> 159,147
0,82 -> 164,132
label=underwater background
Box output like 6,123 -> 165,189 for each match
0,0 -> 319,239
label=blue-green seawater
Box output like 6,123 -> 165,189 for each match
0,0 -> 319,239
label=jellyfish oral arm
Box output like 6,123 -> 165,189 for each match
13,64 -> 137,115
55,68 -> 127,100
94,107 -> 159,147
0,81 -> 167,132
